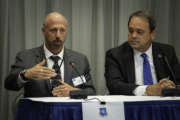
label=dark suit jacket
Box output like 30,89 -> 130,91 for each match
5,45 -> 95,97
105,42 -> 180,95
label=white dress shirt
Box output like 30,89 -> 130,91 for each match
133,45 -> 158,96
44,44 -> 65,82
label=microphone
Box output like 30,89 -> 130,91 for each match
158,53 -> 180,96
69,61 -> 88,99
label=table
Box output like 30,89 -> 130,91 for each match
16,96 -> 180,120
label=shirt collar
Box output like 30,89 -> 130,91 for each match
134,44 -> 153,59
43,44 -> 64,59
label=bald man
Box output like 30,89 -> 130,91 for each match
5,12 -> 95,97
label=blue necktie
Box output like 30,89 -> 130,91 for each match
141,53 -> 153,85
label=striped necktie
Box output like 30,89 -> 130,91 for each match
50,56 -> 62,88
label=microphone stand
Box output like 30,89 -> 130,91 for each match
161,56 -> 180,96
69,62 -> 88,99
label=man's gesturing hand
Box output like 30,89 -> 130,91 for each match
24,60 -> 57,80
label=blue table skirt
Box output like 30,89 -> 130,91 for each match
124,100 -> 180,120
16,99 -> 82,120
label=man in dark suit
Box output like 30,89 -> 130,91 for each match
5,12 -> 95,97
105,10 -> 180,96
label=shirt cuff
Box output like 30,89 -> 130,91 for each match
133,85 -> 148,96
17,73 -> 27,85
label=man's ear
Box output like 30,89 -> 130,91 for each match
151,28 -> 157,40
42,27 -> 46,36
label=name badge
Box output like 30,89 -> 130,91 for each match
72,75 -> 86,86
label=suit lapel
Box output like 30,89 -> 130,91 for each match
152,43 -> 167,81
152,43 -> 160,81
34,45 -> 47,66
125,44 -> 135,83
64,48 -> 73,86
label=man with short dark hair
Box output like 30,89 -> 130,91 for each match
5,12 -> 95,97
105,10 -> 180,96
